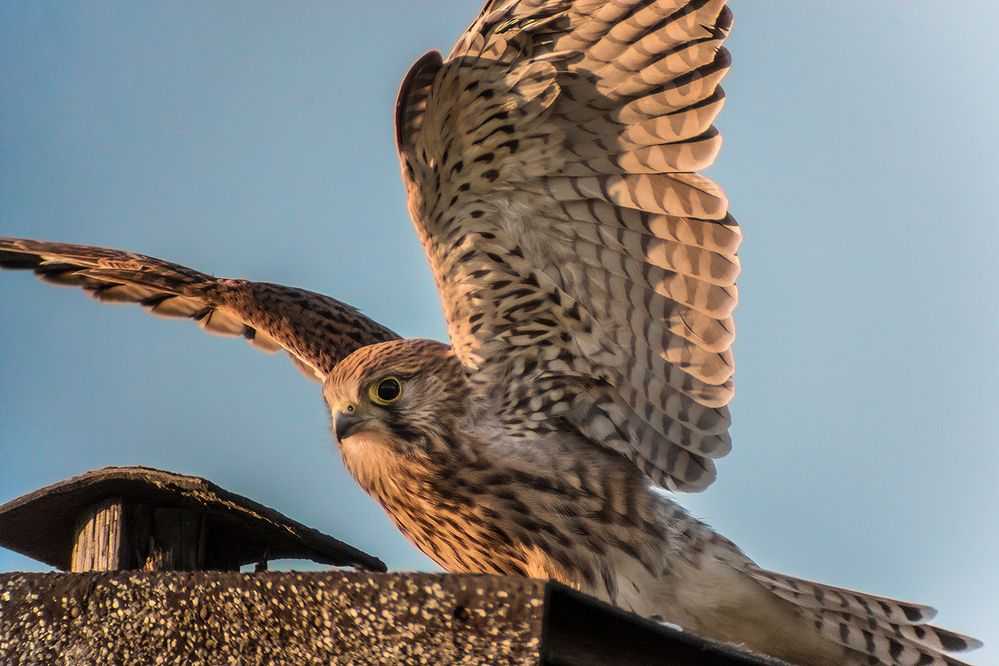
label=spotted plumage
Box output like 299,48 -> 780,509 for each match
398,0 -> 737,493
0,1 -> 980,664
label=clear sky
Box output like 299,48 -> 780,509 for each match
2,1 -> 997,660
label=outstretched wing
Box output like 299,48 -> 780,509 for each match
397,1 -> 738,491
0,238 -> 400,381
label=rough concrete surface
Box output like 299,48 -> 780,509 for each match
0,571 -> 545,665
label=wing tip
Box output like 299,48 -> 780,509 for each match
394,49 -> 444,156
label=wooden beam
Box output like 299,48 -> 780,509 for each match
70,498 -> 124,572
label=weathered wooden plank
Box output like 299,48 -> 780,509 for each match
69,498 -> 123,572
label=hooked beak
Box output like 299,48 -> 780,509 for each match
334,410 -> 368,442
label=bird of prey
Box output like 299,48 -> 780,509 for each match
0,2 -> 981,664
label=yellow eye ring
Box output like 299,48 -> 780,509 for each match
369,376 -> 403,405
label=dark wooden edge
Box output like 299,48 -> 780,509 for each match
540,581 -> 788,666
0,466 -> 385,572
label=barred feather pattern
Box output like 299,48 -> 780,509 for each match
391,1 -> 981,664
397,0 -> 739,493
0,238 -> 399,381
3,233 -> 980,665
324,341 -> 979,666
745,567 -> 981,665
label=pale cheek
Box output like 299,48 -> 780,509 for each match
339,431 -> 387,458
339,433 -> 407,493
339,430 -> 398,465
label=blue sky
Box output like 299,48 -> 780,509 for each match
2,2 -> 997,660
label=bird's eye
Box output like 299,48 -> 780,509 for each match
369,376 -> 403,405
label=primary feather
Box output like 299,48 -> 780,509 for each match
0,238 -> 399,381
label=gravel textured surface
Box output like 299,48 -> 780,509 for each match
0,571 -> 545,665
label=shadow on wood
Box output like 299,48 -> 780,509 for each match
0,466 -> 384,572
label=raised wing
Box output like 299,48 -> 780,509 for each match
397,1 -> 738,491
0,238 -> 399,381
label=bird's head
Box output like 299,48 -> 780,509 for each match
323,339 -> 467,482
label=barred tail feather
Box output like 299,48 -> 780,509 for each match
747,566 -> 981,665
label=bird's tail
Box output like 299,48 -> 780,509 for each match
745,565 -> 981,665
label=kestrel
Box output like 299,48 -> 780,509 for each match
0,2 -> 981,664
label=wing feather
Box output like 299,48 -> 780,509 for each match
397,0 -> 738,490
0,238 -> 399,382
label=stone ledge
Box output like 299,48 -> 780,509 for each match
0,571 -> 787,665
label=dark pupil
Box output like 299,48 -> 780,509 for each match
377,378 -> 400,402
